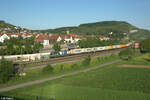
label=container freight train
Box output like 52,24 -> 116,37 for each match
49,44 -> 130,58
0,43 -> 131,62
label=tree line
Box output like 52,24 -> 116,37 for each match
0,36 -> 43,55
78,37 -> 122,48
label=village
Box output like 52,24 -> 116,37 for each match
0,29 -> 111,53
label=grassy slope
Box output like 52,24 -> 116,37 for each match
129,29 -> 150,41
0,54 -> 119,88
1,54 -> 150,100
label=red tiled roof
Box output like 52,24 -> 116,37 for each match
6,33 -> 21,36
68,33 -> 81,38
34,34 -> 51,42
49,35 -> 59,39
34,33 -> 81,42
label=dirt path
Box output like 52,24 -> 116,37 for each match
0,60 -> 121,93
120,64 -> 150,69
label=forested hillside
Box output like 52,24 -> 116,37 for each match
33,21 -> 137,35
1,20 -> 150,41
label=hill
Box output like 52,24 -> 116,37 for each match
33,21 -> 150,40
33,21 -> 138,35
0,20 -> 29,33
1,20 -> 150,40
129,29 -> 150,41
0,20 -> 15,28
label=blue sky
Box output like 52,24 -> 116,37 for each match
0,0 -> 150,30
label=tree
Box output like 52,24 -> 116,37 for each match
33,43 -> 43,53
119,48 -> 135,60
0,57 -> 15,83
140,38 -> 150,53
53,43 -> 61,52
0,36 -> 42,55
42,64 -> 54,74
82,55 -> 91,66
71,63 -> 78,69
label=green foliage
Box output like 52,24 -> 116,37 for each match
78,37 -> 120,48
129,30 -> 150,41
71,63 -> 78,69
33,21 -> 150,41
0,58 -> 14,83
3,55 -> 150,100
0,20 -> 30,33
42,64 -> 54,74
82,55 -> 91,66
119,48 -> 139,60
34,21 -> 135,35
53,43 -> 61,52
140,38 -> 150,53
60,64 -> 64,70
0,36 -> 43,55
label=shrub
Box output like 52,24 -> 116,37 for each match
60,64 -> 64,70
71,63 -> 78,69
42,64 -> 54,74
97,57 -> 101,62
0,57 -> 15,83
140,38 -> 150,53
119,48 -> 137,60
82,55 -> 91,66
143,54 -> 150,62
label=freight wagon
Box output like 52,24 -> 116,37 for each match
0,43 -> 130,62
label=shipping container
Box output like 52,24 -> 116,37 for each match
73,49 -> 84,54
70,49 -> 74,54
106,46 -> 113,49
134,43 -> 140,49
113,45 -> 120,49
97,47 -> 106,51
120,45 -> 127,48
84,48 -> 94,52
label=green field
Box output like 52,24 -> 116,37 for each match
0,54 -> 119,88
1,54 -> 150,100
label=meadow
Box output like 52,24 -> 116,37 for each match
0,54 -> 119,88
1,53 -> 150,100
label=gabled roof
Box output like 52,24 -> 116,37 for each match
34,34 -> 50,42
49,35 -> 60,39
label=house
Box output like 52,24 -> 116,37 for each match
21,33 -> 33,39
0,33 -> 10,43
63,34 -> 81,43
34,33 -> 82,46
64,35 -> 73,43
99,36 -> 110,41
6,33 -> 19,38
34,34 -> 50,45
49,35 -> 62,42
69,34 -> 81,42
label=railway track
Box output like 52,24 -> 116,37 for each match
17,47 -> 125,65
16,48 -> 126,71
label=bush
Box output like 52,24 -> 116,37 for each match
143,54 -> 150,62
71,63 -> 78,69
119,48 -> 137,60
60,64 -> 64,70
140,38 -> 150,53
42,64 -> 54,74
97,57 -> 101,62
0,58 -> 15,83
82,55 -> 91,66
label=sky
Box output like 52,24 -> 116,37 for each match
0,0 -> 150,30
